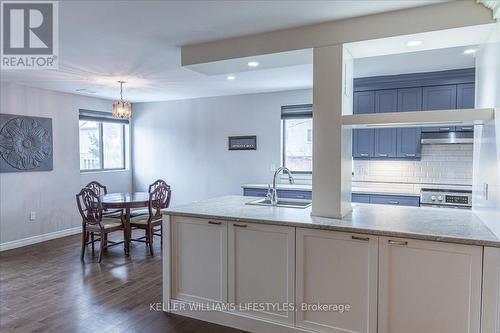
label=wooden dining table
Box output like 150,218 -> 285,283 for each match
101,192 -> 150,255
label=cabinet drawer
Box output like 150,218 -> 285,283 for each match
243,188 -> 268,197
277,190 -> 312,200
243,188 -> 312,200
369,195 -> 419,207
352,193 -> 370,203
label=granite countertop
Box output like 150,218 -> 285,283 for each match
165,195 -> 500,248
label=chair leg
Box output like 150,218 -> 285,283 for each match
98,232 -> 105,263
103,233 -> 108,252
148,228 -> 154,256
160,225 -> 163,249
81,229 -> 87,261
91,232 -> 95,256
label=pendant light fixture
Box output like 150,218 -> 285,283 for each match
112,81 -> 132,119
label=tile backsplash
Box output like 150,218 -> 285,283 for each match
353,144 -> 473,185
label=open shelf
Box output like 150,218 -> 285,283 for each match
342,108 -> 495,129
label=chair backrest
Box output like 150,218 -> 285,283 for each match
86,181 -> 108,197
148,184 -> 171,218
76,188 -> 103,226
148,179 -> 168,193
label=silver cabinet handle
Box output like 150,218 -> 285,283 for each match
352,235 -> 370,241
461,127 -> 473,130
295,195 -> 305,199
439,127 -> 451,131
405,153 -> 416,157
388,240 -> 408,246
378,153 -> 388,157
360,153 -> 369,156
208,221 -> 221,225
388,201 -> 399,205
233,223 -> 247,228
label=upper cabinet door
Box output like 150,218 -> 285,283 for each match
374,90 -> 397,158
353,91 -> 375,158
422,85 -> 457,111
422,85 -> 457,132
456,83 -> 475,131
457,83 -> 475,109
396,88 -> 422,158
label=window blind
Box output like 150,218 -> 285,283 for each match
78,109 -> 129,124
281,104 -> 313,119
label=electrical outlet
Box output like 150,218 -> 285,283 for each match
29,211 -> 36,221
483,183 -> 489,201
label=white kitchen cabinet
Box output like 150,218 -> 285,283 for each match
228,222 -> 295,325
296,228 -> 378,333
378,237 -> 483,333
171,216 -> 227,305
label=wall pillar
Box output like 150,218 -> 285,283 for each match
312,44 -> 353,218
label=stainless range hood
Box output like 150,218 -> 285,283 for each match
420,131 -> 474,145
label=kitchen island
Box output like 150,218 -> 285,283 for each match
162,196 -> 500,333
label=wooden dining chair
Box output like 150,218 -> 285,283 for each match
129,183 -> 171,256
76,188 -> 125,263
130,179 -> 169,217
85,181 -> 122,217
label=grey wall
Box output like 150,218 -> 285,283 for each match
132,89 -> 312,205
0,82 -> 132,244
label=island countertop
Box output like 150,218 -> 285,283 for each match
164,195 -> 500,248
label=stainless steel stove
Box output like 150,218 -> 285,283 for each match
420,188 -> 472,209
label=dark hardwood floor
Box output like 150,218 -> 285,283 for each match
0,231 -> 248,333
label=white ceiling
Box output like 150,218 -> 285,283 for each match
353,46 -> 476,78
0,0 -> 449,102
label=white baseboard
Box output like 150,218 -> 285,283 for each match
0,226 -> 81,252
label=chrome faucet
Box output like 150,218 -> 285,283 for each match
267,167 -> 295,205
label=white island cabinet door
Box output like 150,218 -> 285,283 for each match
296,228 -> 378,333
171,216 -> 227,305
228,222 -> 295,325
378,237 -> 482,333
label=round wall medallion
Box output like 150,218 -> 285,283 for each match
0,117 -> 52,170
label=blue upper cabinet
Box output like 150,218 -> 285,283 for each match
422,85 -> 457,132
353,91 -> 375,158
374,90 -> 398,158
396,88 -> 422,158
456,83 -> 475,132
352,69 -> 475,159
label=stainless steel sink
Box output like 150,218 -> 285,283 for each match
246,198 -> 312,208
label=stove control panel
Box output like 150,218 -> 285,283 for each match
420,189 -> 472,208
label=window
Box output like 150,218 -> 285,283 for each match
79,110 -> 127,171
282,104 -> 313,173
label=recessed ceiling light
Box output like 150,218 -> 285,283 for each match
406,40 -> 422,47
227,75 -> 236,80
247,61 -> 259,67
464,48 -> 477,55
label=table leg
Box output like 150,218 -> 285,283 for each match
125,207 -> 131,255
